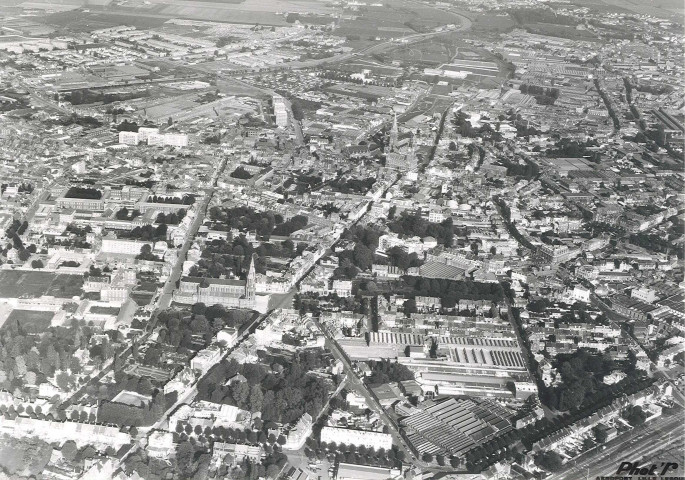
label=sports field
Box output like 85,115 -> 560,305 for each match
0,270 -> 83,298
4,309 -> 55,333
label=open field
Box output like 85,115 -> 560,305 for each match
159,5 -> 286,25
0,270 -> 83,298
572,0 -> 683,19
42,9 -> 170,31
525,22 -> 599,41
4,309 -> 55,332
37,0 -> 342,28
469,13 -> 517,33
382,40 -> 456,66
166,0 -> 334,14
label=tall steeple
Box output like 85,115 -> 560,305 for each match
389,112 -> 399,153
245,254 -> 256,301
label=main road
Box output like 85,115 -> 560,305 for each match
60,155 -> 227,411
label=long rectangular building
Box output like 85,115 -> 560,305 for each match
398,336 -> 529,399
320,427 -> 392,451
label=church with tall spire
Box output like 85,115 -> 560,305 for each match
174,254 -> 258,310
385,112 -> 418,172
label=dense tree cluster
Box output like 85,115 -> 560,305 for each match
622,405 -> 647,426
202,133 -> 222,144
116,120 -> 139,132
273,215 -> 308,236
124,451 -> 186,480
313,202 -> 342,219
97,390 -> 167,426
67,88 -> 150,106
623,77 -> 633,104
388,210 -> 454,247
365,359 -> 415,387
594,79 -> 620,129
64,187 -> 102,199
209,206 -> 308,238
329,177 -> 376,194
629,233 -> 682,258
230,166 -> 254,180
519,84 -> 560,105
216,35 -> 241,48
3,219 -> 29,255
508,8 -> 577,26
493,197 -> 536,251
462,429 -> 522,473
543,350 -> 616,411
402,277 -> 504,309
335,225 -> 383,275
0,319 -> 110,395
156,305 -> 255,352
191,234 -> 305,279
546,138 -> 599,159
156,209 -> 186,225
289,97 -> 322,122
115,207 -> 141,220
535,451 -> 564,472
451,111 -> 501,141
196,351 -> 331,425
61,113 -> 102,129
592,425 -> 608,443
374,246 -> 422,270
117,224 -> 167,242
282,172 -> 324,195
136,244 -> 162,262
634,83 -> 673,95
192,235 -> 261,279
0,183 -> 32,195
496,157 -> 539,179
307,438 -> 404,470
147,194 -> 195,205
0,436 -> 53,476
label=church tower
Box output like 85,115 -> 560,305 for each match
245,254 -> 256,301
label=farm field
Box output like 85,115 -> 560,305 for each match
0,270 -> 83,298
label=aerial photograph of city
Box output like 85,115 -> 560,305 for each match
0,0 -> 682,478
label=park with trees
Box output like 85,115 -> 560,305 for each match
195,349 -> 333,425
208,205 -> 308,238
388,210 -> 454,247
